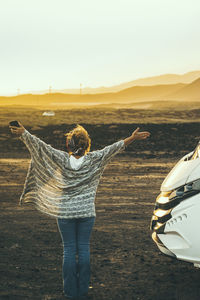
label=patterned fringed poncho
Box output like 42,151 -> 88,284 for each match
19,130 -> 125,219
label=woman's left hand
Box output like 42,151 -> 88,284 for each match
131,127 -> 150,140
124,127 -> 150,146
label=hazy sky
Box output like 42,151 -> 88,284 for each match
0,0 -> 200,95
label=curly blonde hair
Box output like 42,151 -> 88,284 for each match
65,125 -> 91,156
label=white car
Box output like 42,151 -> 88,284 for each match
151,142 -> 200,268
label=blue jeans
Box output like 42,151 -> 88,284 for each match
57,217 -> 95,299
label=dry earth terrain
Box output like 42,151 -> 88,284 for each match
1,108 -> 200,299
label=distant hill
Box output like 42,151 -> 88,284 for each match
119,70 -> 200,87
1,77 -> 200,108
30,70 -> 200,95
113,83 -> 185,101
168,77 -> 200,100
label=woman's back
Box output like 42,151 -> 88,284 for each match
19,129 -> 125,219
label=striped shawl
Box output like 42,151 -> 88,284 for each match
19,130 -> 125,219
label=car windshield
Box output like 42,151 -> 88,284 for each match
191,143 -> 200,160
184,142 -> 200,161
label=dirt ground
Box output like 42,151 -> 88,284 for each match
1,121 -> 200,300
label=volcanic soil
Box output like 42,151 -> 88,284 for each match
1,121 -> 200,300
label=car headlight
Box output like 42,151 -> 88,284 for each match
151,179 -> 200,232
156,180 -> 200,210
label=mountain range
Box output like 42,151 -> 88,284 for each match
0,71 -> 200,108
29,70 -> 200,95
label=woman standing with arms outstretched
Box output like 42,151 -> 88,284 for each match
9,122 -> 150,300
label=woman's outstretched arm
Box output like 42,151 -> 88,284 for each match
9,121 -> 66,163
93,127 -> 150,167
9,121 -> 48,150
124,127 -> 150,146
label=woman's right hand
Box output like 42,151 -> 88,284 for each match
9,121 -> 25,136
